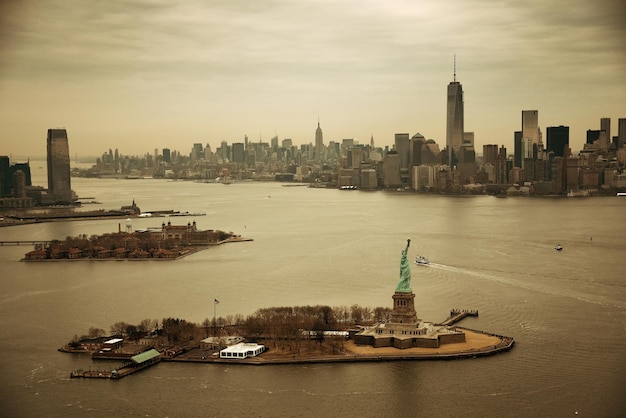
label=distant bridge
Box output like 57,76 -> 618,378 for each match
0,241 -> 54,246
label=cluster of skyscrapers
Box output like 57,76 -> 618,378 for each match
2,64 -> 625,204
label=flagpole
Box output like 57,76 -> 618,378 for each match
213,298 -> 219,337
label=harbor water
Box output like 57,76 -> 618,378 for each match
0,176 -> 624,417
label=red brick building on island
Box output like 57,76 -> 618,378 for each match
23,221 -> 240,261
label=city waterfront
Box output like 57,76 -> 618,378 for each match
0,177 -> 624,417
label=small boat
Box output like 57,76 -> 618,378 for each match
414,255 -> 430,265
554,244 -> 563,251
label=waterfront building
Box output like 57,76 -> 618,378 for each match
0,156 -> 22,198
585,129 -> 610,153
457,142 -> 476,184
446,59 -> 464,167
0,156 -> 10,197
347,146 -> 364,169
231,143 -> 245,164
618,118 -> 626,149
0,157 -> 35,208
421,140 -> 440,165
586,129 -> 600,145
600,117 -> 611,147
522,110 -> 539,145
217,141 -> 230,163
340,139 -> 354,158
496,146 -> 507,184
409,133 -> 426,169
521,137 -> 533,169
382,151 -> 401,188
46,128 -> 73,204
203,144 -> 212,161
412,165 -> 434,191
395,133 -> 410,187
483,144 -> 498,165
219,343 -> 265,359
191,143 -> 203,161
360,169 -> 378,190
513,131 -> 522,168
546,126 -> 569,158
523,158 -> 536,182
566,156 -> 582,190
509,166 -> 523,184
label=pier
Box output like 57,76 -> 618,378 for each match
439,309 -> 479,326
70,349 -> 161,379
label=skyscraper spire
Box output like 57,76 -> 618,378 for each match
315,118 -> 324,162
453,54 -> 456,82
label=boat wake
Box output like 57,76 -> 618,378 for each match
426,263 -> 621,308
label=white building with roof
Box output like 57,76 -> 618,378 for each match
219,342 -> 265,359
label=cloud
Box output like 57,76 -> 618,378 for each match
0,0 -> 624,156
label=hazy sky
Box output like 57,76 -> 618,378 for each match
1,0 -> 624,159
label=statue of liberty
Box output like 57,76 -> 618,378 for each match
395,239 -> 412,293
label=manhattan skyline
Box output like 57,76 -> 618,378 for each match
1,0 -> 624,158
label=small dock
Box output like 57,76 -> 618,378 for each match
439,309 -> 478,326
70,349 -> 161,379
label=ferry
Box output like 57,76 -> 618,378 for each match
414,255 -> 430,265
554,244 -> 563,251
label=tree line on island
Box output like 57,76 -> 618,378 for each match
68,304 -> 394,354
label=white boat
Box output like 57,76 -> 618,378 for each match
414,255 -> 430,265
554,244 -> 563,251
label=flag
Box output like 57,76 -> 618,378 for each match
214,299 -> 220,304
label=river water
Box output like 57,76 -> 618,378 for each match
0,175 -> 624,417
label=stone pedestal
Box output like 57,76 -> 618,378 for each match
390,291 -> 418,324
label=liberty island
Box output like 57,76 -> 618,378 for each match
63,239 -> 513,378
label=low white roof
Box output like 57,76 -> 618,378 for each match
104,338 -> 123,344
220,342 -> 264,354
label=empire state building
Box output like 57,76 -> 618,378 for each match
315,120 -> 324,161
446,59 -> 464,167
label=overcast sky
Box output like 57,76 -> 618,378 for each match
1,0 -> 624,159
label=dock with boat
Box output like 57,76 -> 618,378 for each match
70,349 -> 161,379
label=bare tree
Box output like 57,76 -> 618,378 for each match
350,304 -> 363,324
138,318 -> 158,333
87,326 -> 106,338
362,306 -> 372,325
201,318 -> 211,338
110,321 -> 128,336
